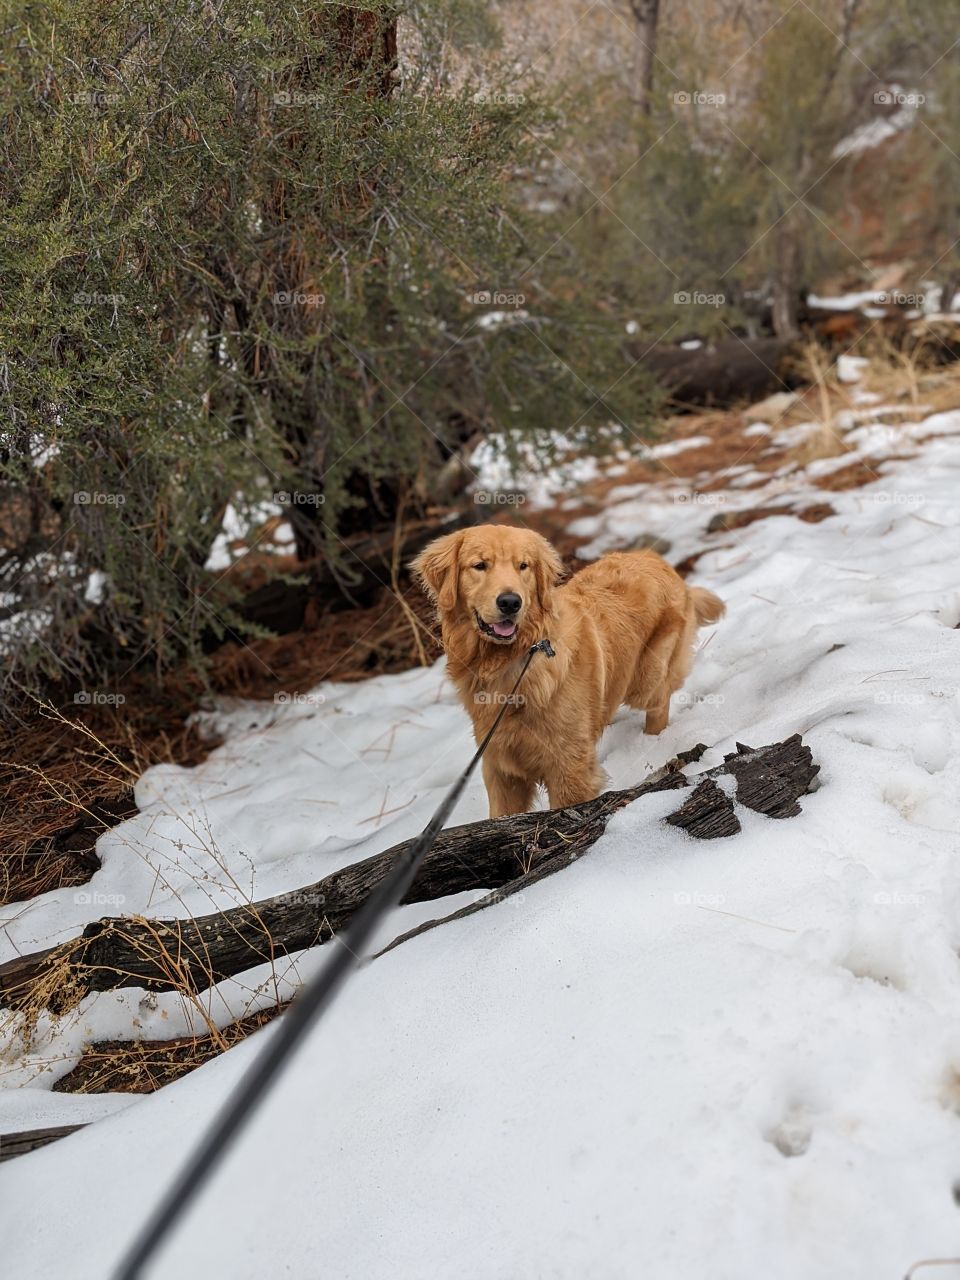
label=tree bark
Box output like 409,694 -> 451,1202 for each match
634,337 -> 798,407
0,1124 -> 86,1162
771,227 -> 802,340
629,0 -> 661,116
0,737 -> 818,1015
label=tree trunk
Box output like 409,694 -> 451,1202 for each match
629,0 -> 661,116
940,273 -> 957,315
771,228 -> 802,340
0,737 -> 818,1014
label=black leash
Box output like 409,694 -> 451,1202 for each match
114,637 -> 556,1280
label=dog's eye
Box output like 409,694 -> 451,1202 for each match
472,562 -> 487,571
518,562 -> 529,570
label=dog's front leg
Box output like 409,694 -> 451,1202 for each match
483,758 -> 535,818
545,754 -> 604,809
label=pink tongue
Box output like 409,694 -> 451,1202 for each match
492,619 -> 517,637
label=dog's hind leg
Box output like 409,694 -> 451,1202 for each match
625,618 -> 683,735
643,697 -> 671,735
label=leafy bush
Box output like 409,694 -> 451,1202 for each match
0,0 -> 659,694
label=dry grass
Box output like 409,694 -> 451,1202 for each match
0,686 -> 216,908
797,341 -> 847,465
208,576 -> 443,699
781,347 -> 960,476
52,1006 -> 286,1094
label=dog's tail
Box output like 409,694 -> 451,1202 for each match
689,586 -> 725,626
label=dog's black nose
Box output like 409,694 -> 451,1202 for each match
496,592 -> 522,615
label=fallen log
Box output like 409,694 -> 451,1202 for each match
380,737 -> 817,956
635,338 -> 800,408
0,737 -> 818,1015
664,777 -> 740,838
0,1123 -> 85,1162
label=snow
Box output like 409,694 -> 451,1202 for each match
0,1087 -> 137,1134
807,290 -> 889,311
469,431 -> 711,507
646,433 -> 710,458
83,570 -> 107,604
470,430 -> 611,504
205,498 -> 295,572
3,408 -> 960,1278
836,354 -> 869,383
473,308 -> 530,330
832,107 -> 915,159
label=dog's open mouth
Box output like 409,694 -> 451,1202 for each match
475,612 -> 518,642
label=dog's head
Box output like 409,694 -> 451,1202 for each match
411,525 -> 565,645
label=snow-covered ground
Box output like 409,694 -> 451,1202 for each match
205,496 -> 296,571
470,428 -> 710,506
2,406 -> 960,1279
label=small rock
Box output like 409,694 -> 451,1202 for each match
744,391 -> 801,423
626,532 -> 672,555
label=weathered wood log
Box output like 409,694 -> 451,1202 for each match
0,1123 -> 85,1162
0,737 -> 818,1015
635,338 -> 799,408
382,738 -> 815,956
724,738 -> 819,817
664,778 -> 740,837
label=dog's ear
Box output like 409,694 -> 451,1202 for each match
410,531 -> 464,613
532,537 -> 565,614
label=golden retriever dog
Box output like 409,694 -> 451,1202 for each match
412,525 -> 724,817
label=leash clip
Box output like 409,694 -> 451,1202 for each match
530,638 -> 556,658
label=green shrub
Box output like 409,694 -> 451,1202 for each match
0,0 -> 658,694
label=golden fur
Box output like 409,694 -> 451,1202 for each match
412,525 -> 724,817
